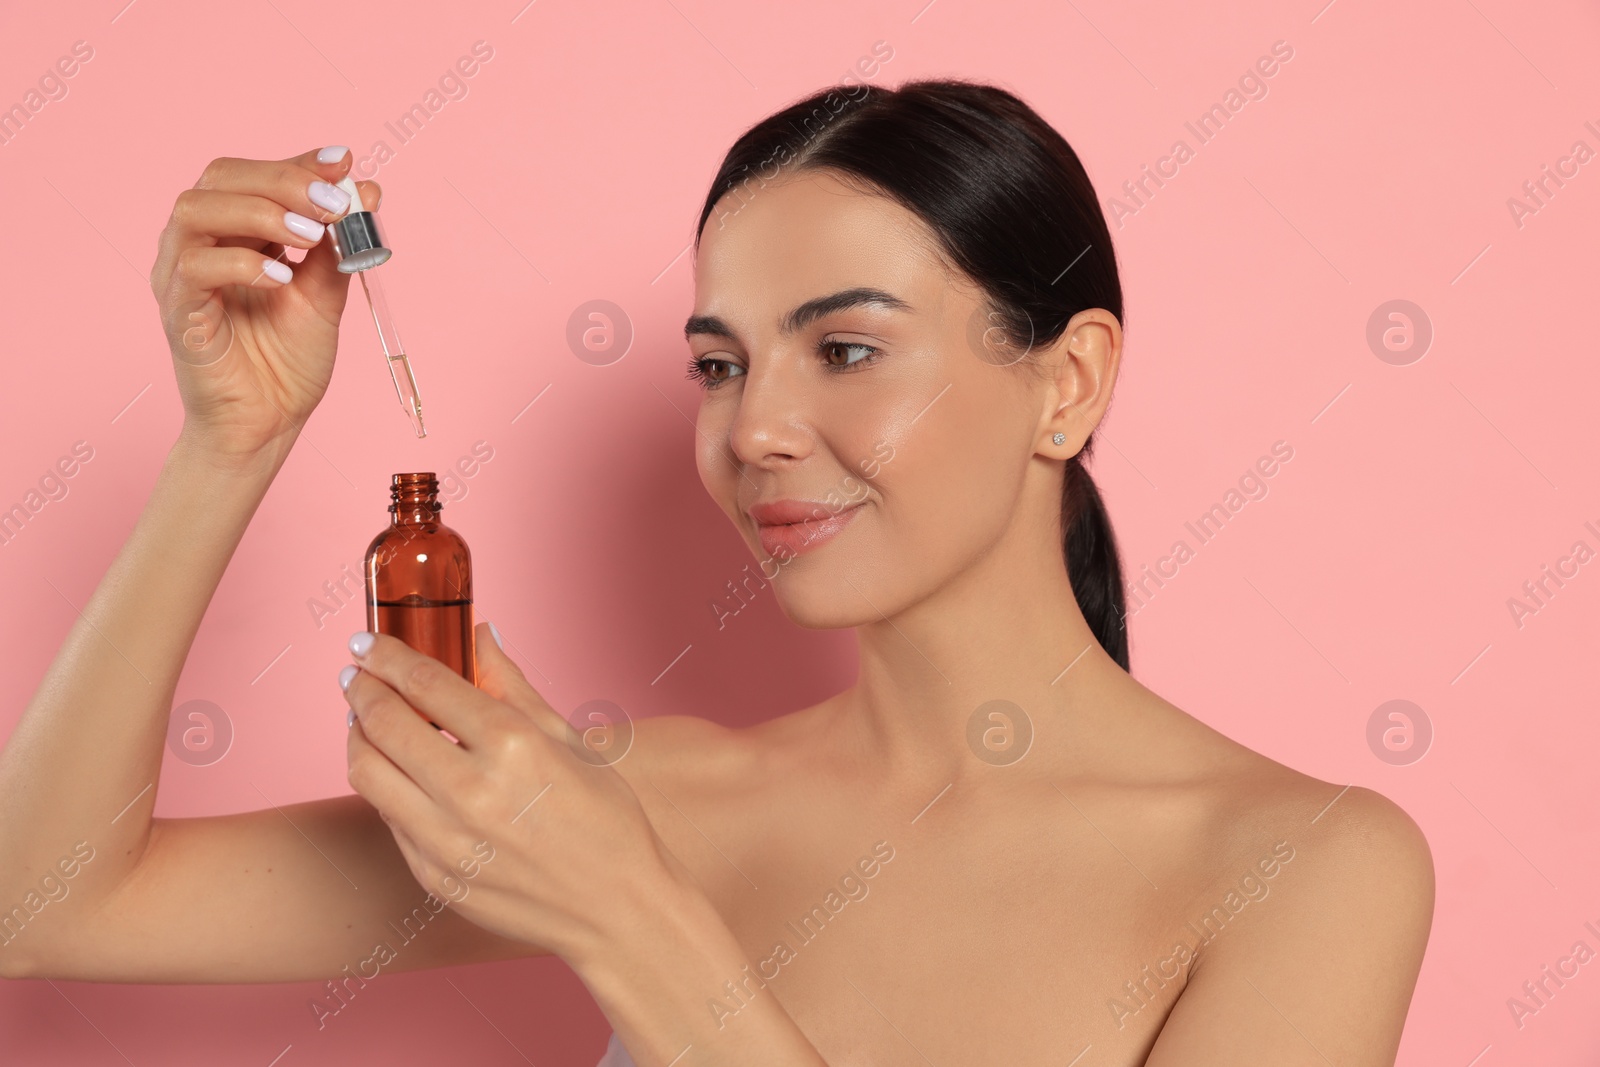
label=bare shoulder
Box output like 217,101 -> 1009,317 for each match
1195,730 -> 1435,908
1104,689 -> 1431,885
1288,779 -> 1433,882
1137,701 -> 1435,1065
1125,688 -> 1432,884
1214,763 -> 1436,949
1265,773 -> 1435,942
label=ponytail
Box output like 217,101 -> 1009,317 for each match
1062,451 -> 1129,670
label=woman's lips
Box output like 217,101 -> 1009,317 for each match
750,500 -> 865,558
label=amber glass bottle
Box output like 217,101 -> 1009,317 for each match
364,473 -> 476,694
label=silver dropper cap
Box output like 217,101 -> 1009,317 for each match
328,174 -> 392,273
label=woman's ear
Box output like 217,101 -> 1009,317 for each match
1038,309 -> 1121,455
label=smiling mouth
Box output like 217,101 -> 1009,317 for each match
752,500 -> 865,558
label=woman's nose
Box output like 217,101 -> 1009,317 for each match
726,362 -> 813,468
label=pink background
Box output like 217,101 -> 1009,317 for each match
2,0 -> 1598,1063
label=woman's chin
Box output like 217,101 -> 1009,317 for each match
768,572 -> 890,631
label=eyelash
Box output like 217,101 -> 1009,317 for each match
684,339 -> 881,390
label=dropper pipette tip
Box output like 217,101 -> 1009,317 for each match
356,267 -> 427,438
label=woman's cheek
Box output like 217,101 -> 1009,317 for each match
694,427 -> 738,512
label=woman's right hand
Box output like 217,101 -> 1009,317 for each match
149,146 -> 381,467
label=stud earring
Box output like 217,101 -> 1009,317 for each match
1052,432 -> 1066,446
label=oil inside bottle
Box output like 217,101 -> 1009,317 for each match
364,474 -> 476,728
372,594 -> 474,682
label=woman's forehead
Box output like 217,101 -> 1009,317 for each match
699,172 -> 943,275
692,172 -> 958,324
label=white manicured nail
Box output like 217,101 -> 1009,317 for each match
284,211 -> 325,241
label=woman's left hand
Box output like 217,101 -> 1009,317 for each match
339,623 -> 680,965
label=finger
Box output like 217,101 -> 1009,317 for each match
349,631 -> 513,751
290,175 -> 380,318
154,191 -> 322,303
472,621 -> 568,741
347,725 -> 458,881
172,185 -> 335,244
154,149 -> 349,286
344,664 -> 474,801
216,239 -> 287,262
151,147 -> 372,324
191,147 -> 357,224
261,147 -> 376,310
169,245 -> 298,293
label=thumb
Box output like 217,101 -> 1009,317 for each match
293,177 -> 383,323
473,621 -> 567,738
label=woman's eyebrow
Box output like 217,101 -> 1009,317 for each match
684,286 -> 913,340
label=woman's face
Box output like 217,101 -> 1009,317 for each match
688,167 -> 1054,629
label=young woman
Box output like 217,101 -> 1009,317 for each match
0,79 -> 1433,1066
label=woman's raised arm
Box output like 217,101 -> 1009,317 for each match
0,147 -> 546,982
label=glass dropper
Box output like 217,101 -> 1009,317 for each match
358,268 -> 426,437
327,174 -> 427,438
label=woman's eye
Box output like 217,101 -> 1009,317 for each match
685,356 -> 745,389
687,342 -> 878,388
820,340 -> 879,369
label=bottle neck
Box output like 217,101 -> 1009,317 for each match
389,472 -> 441,525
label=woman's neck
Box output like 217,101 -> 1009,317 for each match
829,516 -> 1125,785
